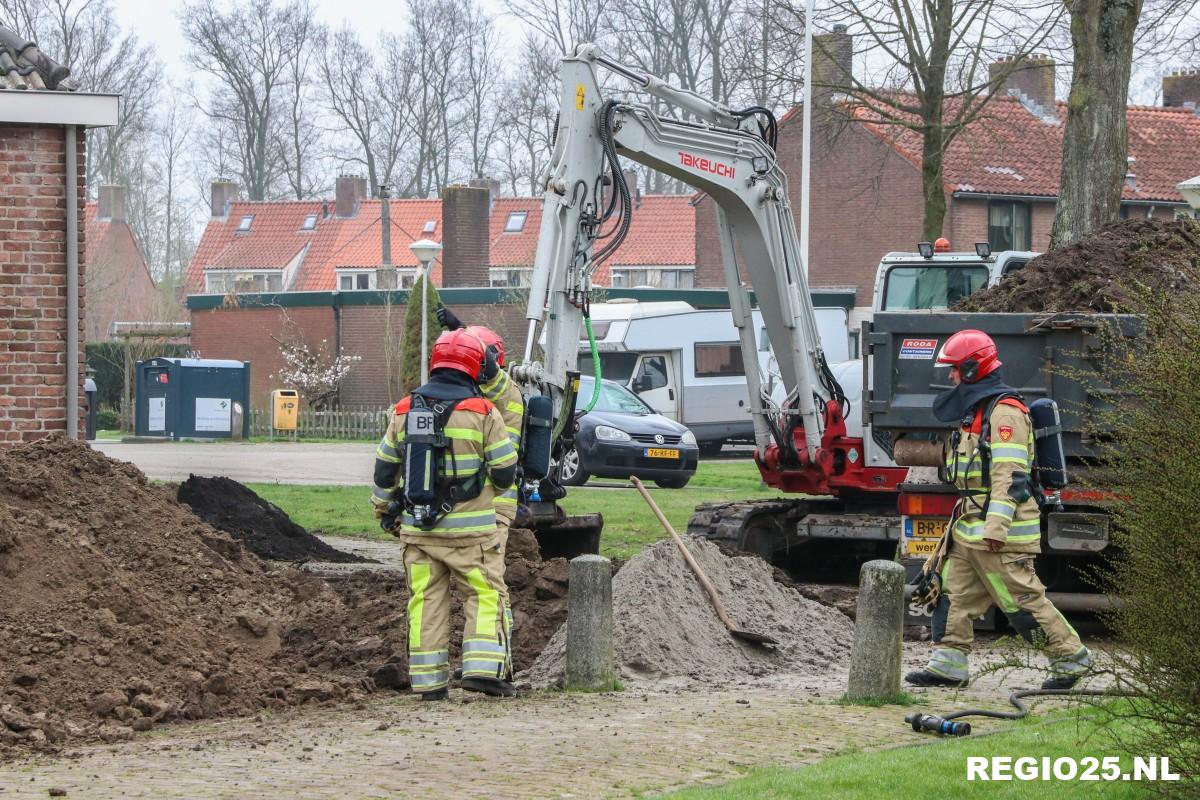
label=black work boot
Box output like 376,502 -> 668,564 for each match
420,687 -> 449,701
452,668 -> 463,681
461,676 -> 515,697
1040,674 -> 1081,691
905,670 -> 968,688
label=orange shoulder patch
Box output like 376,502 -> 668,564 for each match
457,396 -> 495,414
998,425 -> 1013,441
394,397 -> 412,414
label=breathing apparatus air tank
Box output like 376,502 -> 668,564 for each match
522,394 -> 554,480
1028,397 -> 1067,490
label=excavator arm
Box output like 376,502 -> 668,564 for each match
515,44 -> 850,489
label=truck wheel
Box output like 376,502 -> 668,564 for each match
655,476 -> 691,489
559,447 -> 590,486
699,441 -> 724,457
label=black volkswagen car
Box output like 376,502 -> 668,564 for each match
561,376 -> 699,488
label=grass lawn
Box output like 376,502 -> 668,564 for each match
249,460 -> 782,559
665,709 -> 1158,799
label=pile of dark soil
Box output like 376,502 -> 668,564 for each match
0,438 -> 572,753
957,218 -> 1200,313
178,475 -> 365,563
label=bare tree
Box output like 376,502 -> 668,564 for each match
495,36 -> 560,195
1050,0 -> 1144,246
798,0 -> 1064,240
0,0 -> 161,193
462,5 -> 503,180
276,0 -> 321,199
181,0 -> 316,200
503,0 -> 605,54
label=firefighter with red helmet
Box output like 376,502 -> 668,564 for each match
372,328 -> 519,699
905,329 -> 1091,690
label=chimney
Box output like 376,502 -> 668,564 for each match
468,176 -> 501,201
992,55 -> 1056,114
623,169 -> 642,205
812,24 -> 853,102
210,180 -> 238,219
335,174 -> 366,218
1163,69 -> 1200,108
440,184 -> 490,287
97,184 -> 126,222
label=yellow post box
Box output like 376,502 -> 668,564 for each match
271,389 -> 300,431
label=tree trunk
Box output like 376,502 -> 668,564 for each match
920,122 -> 948,242
1051,0 -> 1143,248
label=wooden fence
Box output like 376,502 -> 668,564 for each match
249,406 -> 389,441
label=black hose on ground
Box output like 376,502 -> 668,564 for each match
904,688 -> 1139,737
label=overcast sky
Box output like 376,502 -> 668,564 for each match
110,0 -> 518,83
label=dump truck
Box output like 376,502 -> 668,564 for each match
864,311 -> 1141,620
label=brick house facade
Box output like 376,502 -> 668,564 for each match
693,38 -> 1200,323
0,27 -> 118,445
84,185 -> 160,342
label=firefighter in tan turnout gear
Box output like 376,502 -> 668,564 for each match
906,330 -> 1091,691
372,328 -> 519,700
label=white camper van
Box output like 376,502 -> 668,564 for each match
573,300 -> 851,453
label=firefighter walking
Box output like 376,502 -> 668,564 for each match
372,329 -> 519,699
906,330 -> 1091,690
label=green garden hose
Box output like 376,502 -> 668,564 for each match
583,316 -> 602,412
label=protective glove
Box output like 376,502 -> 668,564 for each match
436,304 -> 464,331
912,569 -> 941,612
482,345 -> 500,381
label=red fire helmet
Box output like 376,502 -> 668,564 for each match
431,328 -> 486,379
936,329 -> 1001,383
466,325 -> 505,367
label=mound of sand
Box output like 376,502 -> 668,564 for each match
178,475 -> 366,563
522,538 -> 854,686
957,218 -> 1200,313
0,438 -> 573,752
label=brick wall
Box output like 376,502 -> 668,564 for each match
85,221 -> 160,342
189,306 -> 336,409
190,299 -> 531,409
0,124 -> 86,446
694,113 -> 928,307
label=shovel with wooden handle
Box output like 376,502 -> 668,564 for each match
630,476 -> 778,646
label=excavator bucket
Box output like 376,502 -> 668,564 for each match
521,501 -> 603,561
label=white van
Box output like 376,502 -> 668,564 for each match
572,300 -> 851,453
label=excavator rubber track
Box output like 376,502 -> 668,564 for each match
687,498 -> 813,559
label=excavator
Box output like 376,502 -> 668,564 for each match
512,44 -> 908,566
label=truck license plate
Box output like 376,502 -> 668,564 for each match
903,517 -> 948,556
644,448 -> 680,459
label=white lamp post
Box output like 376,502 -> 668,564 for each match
409,238 -> 443,385
1178,175 -> 1200,211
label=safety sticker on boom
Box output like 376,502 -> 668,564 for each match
899,338 -> 938,359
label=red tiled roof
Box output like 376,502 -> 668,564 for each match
845,94 -> 1200,202
186,199 -> 444,292
489,195 -> 694,284
188,193 -> 695,292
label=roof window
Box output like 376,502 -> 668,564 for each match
423,219 -> 437,234
504,211 -> 528,233
302,214 -> 317,231
237,215 -> 253,232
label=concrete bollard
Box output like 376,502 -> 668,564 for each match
565,554 -> 615,691
846,559 -> 906,700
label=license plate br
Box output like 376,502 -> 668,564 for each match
644,448 -> 680,459
903,516 -> 949,556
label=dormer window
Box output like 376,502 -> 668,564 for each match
423,219 -> 437,234
504,211 -> 527,233
237,215 -> 253,232
302,214 -> 317,231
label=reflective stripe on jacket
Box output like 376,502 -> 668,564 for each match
946,398 -> 1042,553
